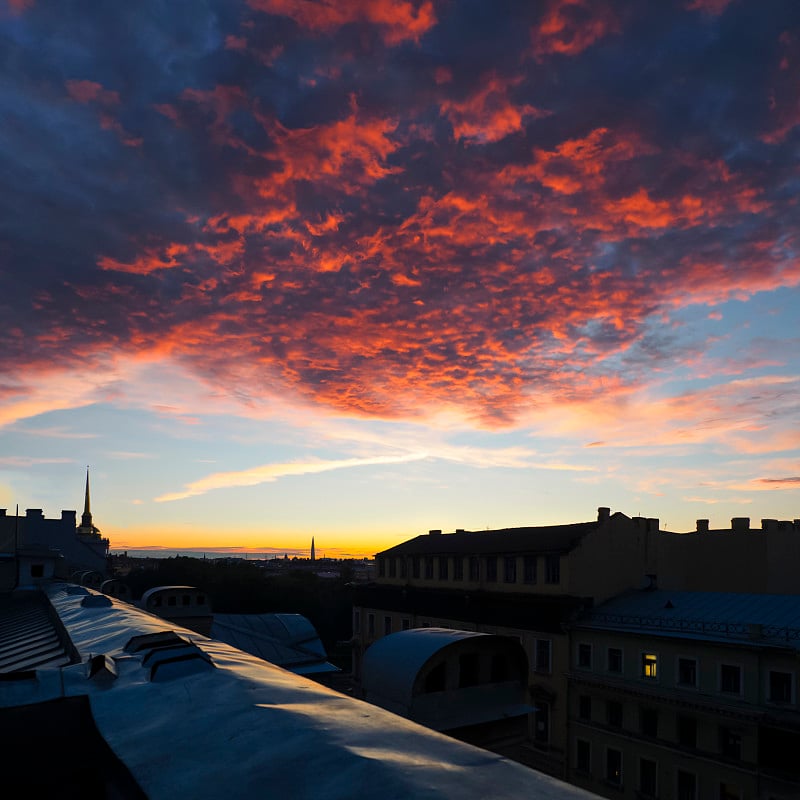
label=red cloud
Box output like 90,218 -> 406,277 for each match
685,0 -> 732,15
531,0 -> 620,59
247,0 -> 436,45
440,73 -> 548,144
66,79 -> 120,106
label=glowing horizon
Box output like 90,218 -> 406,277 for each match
1,1 -> 797,556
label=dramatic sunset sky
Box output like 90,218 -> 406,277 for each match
1,0 -> 798,558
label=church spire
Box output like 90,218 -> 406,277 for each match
78,466 -> 100,537
310,536 -> 316,562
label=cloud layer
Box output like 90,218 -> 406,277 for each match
1,1 -> 798,521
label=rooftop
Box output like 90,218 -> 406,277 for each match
574,589 -> 800,649
0,581 -> 600,799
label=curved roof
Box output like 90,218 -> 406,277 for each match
362,628 -> 522,707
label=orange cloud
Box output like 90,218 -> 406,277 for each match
247,0 -> 436,45
532,0 -> 619,59
440,73 -> 547,144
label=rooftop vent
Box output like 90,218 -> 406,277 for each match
124,631 -> 188,654
80,594 -> 112,608
88,653 -> 118,681
143,644 -> 214,681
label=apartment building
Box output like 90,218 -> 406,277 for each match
567,589 -> 800,800
353,509 -> 800,782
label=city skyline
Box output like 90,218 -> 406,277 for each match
1,2 -> 798,557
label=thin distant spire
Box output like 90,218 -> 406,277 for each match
83,466 -> 91,517
310,536 -> 316,562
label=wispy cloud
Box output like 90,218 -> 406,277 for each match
156,453 -> 430,502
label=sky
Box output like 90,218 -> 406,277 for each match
1,0 -> 798,559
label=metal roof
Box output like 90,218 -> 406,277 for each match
0,582 -> 601,800
575,589 -> 800,649
378,522 -> 598,557
210,612 -> 339,674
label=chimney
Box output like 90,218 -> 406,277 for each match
455,529 -> 465,534
646,518 -> 659,533
26,509 -> 43,518
761,519 -> 778,532
598,507 -> 610,523
428,529 -> 442,536
0,509 -> 5,517
731,517 -> 750,532
696,519 -> 709,533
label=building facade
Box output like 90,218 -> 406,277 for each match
353,509 -> 800,783
567,589 -> 800,800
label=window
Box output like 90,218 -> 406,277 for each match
534,701 -> 550,744
353,610 -> 360,633
677,715 -> 697,748
578,695 -> 592,721
606,700 -> 623,728
677,770 -> 696,800
639,758 -> 657,797
412,556 -> 420,579
606,748 -> 622,786
535,639 -> 552,673
486,556 -> 497,582
545,554 -> 560,584
459,653 -> 480,687
31,564 -> 44,578
367,613 -> 375,637
720,664 -> 741,694
607,647 -> 623,673
182,594 -> 191,606
388,557 -> 396,578
578,643 -> 592,668
524,555 -> 537,584
769,670 -> 793,703
424,557 -> 434,579
378,557 -> 385,577
167,596 -> 176,606
719,726 -> 741,759
504,556 -> 517,583
384,616 -> 392,636
153,596 -> 162,607
453,557 -> 463,581
197,595 -> 205,605
576,739 -> 591,773
642,652 -> 658,679
438,557 -> 448,580
469,556 -> 480,582
640,707 -> 658,738
399,558 -> 407,578
678,657 -> 697,687
401,618 -> 410,631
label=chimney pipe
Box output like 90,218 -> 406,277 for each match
696,519 -> 709,533
598,507 -> 610,523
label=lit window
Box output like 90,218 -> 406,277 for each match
642,652 -> 658,679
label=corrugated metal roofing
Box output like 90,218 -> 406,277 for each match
0,590 -> 75,673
